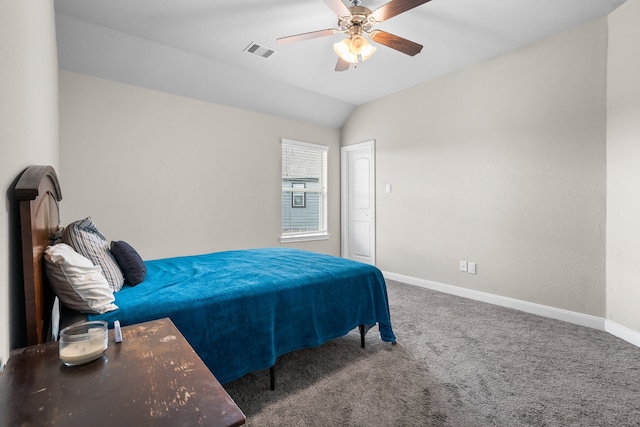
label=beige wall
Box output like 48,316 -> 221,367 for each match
607,0 -> 640,334
342,19 -> 608,317
0,0 -> 59,366
59,72 -> 341,261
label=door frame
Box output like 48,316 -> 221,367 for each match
341,140 -> 376,264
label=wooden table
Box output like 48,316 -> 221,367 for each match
0,318 -> 246,427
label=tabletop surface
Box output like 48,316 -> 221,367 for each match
0,318 -> 246,427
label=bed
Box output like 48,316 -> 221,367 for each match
14,165 -> 396,385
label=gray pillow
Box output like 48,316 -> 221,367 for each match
62,217 -> 125,292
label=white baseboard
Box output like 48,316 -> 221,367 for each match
605,320 -> 640,348
383,271 -> 609,330
384,271 -> 640,348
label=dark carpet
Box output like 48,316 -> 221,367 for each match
223,280 -> 640,426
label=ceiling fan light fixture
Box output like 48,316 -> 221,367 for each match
333,35 -> 376,64
278,0 -> 427,71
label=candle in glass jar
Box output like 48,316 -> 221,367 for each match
59,337 -> 106,365
59,321 -> 109,366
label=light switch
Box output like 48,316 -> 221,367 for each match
385,184 -> 392,194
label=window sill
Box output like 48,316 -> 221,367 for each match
280,233 -> 330,243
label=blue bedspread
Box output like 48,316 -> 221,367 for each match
89,247 -> 395,384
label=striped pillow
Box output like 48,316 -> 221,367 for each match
62,217 -> 124,292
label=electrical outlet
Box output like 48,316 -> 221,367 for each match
468,262 -> 477,274
459,261 -> 467,272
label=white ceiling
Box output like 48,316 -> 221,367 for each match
54,0 -> 626,128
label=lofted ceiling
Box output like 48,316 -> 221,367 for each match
54,0 -> 626,129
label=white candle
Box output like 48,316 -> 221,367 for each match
59,321 -> 108,366
59,337 -> 106,365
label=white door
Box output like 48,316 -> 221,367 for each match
341,141 -> 375,265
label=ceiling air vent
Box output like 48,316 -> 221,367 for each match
244,42 -> 277,59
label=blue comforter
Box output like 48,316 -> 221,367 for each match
89,247 -> 395,384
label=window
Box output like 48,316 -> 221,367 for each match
281,139 -> 328,242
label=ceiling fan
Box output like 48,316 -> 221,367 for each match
277,0 -> 431,71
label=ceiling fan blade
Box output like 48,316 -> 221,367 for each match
322,0 -> 351,17
277,28 -> 340,45
370,30 -> 423,56
335,57 -> 350,72
371,0 -> 432,23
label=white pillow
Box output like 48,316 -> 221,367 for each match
44,244 -> 118,314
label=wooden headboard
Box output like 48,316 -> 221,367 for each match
14,165 -> 62,346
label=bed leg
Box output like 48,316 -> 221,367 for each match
359,324 -> 365,349
270,365 -> 275,391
